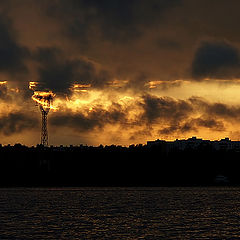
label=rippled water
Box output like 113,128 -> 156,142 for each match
0,187 -> 240,239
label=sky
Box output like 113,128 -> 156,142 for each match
1,0 -> 240,146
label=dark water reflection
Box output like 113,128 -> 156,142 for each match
0,187 -> 240,239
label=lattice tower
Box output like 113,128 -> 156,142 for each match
40,105 -> 49,146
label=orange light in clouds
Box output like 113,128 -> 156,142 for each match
107,79 -> 128,88
29,81 -> 38,90
32,91 -> 58,111
10,88 -> 20,93
71,83 -> 91,93
72,84 -> 91,88
145,80 -> 189,89
0,81 -> 7,85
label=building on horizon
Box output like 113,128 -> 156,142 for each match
147,136 -> 240,151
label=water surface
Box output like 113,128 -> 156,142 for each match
0,187 -> 240,239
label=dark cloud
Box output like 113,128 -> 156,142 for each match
140,94 -> 195,135
141,94 -> 193,123
206,103 -> 240,119
0,112 -> 38,136
3,0 -> 240,89
40,0 -> 240,84
192,41 -> 240,79
156,38 -> 182,50
0,83 -> 9,100
184,117 -> 224,132
33,47 -> 112,93
47,0 -> 182,44
50,103 -> 126,131
126,73 -> 149,91
140,94 -> 240,135
193,118 -> 224,131
0,14 -> 29,75
159,117 -> 225,135
33,47 -> 77,93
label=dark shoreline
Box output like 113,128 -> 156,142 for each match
0,143 -> 239,187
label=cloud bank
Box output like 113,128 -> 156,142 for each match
0,0 -> 240,144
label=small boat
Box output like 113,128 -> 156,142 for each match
214,175 -> 229,184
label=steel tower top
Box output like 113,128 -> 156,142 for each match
32,91 -> 55,146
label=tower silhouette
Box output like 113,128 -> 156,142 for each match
32,91 -> 55,147
40,105 -> 49,146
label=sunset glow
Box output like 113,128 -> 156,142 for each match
32,91 -> 57,111
0,0 -> 239,146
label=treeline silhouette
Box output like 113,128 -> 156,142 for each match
0,142 -> 239,187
